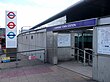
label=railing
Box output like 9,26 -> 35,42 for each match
18,49 -> 46,62
84,48 -> 93,66
0,49 -> 46,69
72,47 -> 93,66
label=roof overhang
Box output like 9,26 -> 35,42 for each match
30,0 -> 110,30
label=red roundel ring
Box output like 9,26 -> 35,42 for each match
7,22 -> 16,29
7,12 -> 16,19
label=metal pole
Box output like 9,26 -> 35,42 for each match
77,33 -> 79,62
77,49 -> 79,62
88,53 -> 91,65
82,33 -> 84,49
84,50 -> 86,66
15,53 -> 18,68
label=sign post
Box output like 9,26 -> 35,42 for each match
5,11 -> 17,58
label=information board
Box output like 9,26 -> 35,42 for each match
97,26 -> 110,54
57,34 -> 71,47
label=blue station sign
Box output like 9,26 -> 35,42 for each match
47,18 -> 97,31
7,32 -> 16,39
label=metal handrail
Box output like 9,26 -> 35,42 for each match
72,47 -> 93,56
84,48 -> 93,66
0,49 -> 46,64
3,49 -> 45,55
72,47 -> 93,66
84,48 -> 93,51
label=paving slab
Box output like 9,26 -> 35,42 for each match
0,64 -> 97,82
58,61 -> 92,78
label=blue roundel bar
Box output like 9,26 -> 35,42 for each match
7,32 -> 16,39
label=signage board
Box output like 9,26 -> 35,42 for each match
97,25 -> 110,54
28,56 -> 37,60
1,57 -> 10,63
5,11 -> 17,48
57,34 -> 71,47
47,18 -> 97,31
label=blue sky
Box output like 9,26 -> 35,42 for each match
0,0 -> 80,34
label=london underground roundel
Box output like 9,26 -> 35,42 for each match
7,12 -> 16,19
7,22 -> 16,29
7,32 -> 16,39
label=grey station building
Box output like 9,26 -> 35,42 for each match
17,0 -> 110,82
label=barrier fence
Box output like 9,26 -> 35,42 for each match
0,49 -> 46,69
72,47 -> 93,66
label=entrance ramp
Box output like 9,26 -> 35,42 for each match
58,61 -> 92,78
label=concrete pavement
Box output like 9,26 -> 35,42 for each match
58,61 -> 92,78
0,64 -> 97,82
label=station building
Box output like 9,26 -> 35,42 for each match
18,0 -> 110,82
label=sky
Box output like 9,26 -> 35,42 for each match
0,0 -> 80,34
